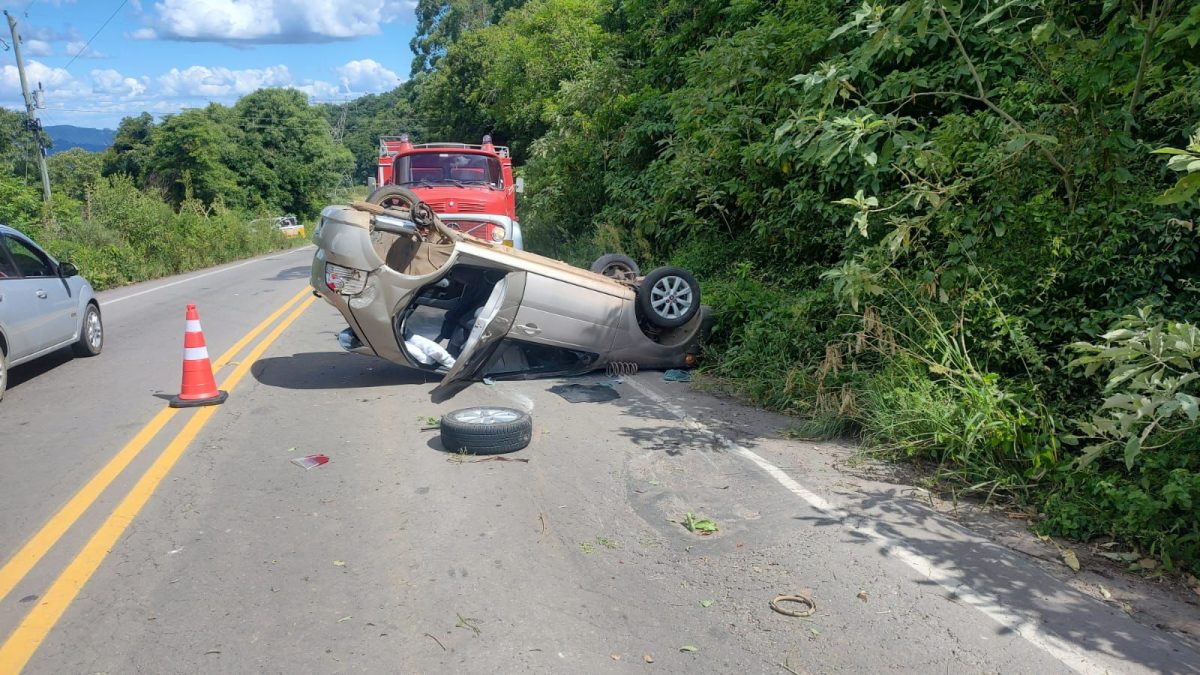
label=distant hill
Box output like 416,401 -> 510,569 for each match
45,125 -> 115,154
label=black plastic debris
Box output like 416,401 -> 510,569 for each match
549,383 -> 621,403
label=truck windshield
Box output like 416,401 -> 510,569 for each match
394,153 -> 502,189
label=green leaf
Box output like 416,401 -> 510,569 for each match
1177,393 -> 1199,421
1031,20 -> 1055,44
680,645 -> 699,653
973,0 -> 1023,27
1123,435 -> 1141,470
699,599 -> 714,607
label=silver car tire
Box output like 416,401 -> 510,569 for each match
72,303 -> 103,357
439,407 -> 533,455
637,266 -> 701,329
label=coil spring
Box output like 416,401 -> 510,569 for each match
606,361 -> 639,377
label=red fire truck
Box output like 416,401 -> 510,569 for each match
373,135 -> 524,249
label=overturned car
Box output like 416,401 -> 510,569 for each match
310,188 -> 708,400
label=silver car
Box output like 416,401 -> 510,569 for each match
0,224 -> 104,401
310,189 -> 708,401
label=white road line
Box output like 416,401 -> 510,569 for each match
100,246 -> 313,306
624,376 -> 1108,675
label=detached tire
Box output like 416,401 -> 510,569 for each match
590,254 -> 640,282
638,266 -> 701,329
440,407 -> 532,455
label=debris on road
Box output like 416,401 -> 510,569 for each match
549,383 -> 620,403
333,560 -> 346,567
423,633 -> 447,651
770,593 -> 817,618
683,513 -> 719,535
1062,548 -> 1081,572
418,415 -> 441,430
663,369 -> 692,382
455,613 -> 481,637
644,654 -> 654,663
699,599 -> 714,607
680,645 -> 698,653
856,590 -> 869,603
337,616 -> 352,623
291,454 -> 329,470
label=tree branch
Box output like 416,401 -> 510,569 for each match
1125,0 -> 1176,133
935,3 -> 1076,209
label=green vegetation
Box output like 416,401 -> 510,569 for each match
351,0 -> 1198,571
2,89 -> 352,289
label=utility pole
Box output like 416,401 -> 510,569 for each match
6,10 -> 52,203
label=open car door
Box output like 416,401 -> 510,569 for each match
429,272 -> 526,402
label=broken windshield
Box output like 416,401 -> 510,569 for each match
394,152 -> 502,189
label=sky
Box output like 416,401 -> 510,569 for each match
2,0 -> 418,129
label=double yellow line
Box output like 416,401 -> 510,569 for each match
0,285 -> 317,672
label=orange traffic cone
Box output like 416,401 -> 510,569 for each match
169,304 -> 228,408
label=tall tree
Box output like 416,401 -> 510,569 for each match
101,112 -> 156,184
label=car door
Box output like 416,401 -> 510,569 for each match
430,272 -> 526,402
510,272 -> 627,355
0,235 -> 76,358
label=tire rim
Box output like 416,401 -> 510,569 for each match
86,309 -> 102,351
600,263 -> 637,282
451,408 -> 521,425
650,275 -> 694,320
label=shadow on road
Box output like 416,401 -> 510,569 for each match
266,266 -> 311,281
792,487 -> 1200,673
251,351 -> 435,390
4,348 -> 74,392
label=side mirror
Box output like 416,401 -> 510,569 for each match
59,262 -> 79,278
514,176 -> 525,194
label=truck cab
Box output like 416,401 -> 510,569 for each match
376,135 -> 524,249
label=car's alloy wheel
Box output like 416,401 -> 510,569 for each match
439,406 -> 533,455
638,266 -> 701,329
72,304 -> 103,357
590,253 -> 640,282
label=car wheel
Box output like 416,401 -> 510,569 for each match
366,185 -> 422,210
638,267 -> 701,329
440,406 -> 533,455
72,303 -> 103,357
590,253 -> 640,282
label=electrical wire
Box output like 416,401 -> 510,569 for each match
63,0 -> 128,72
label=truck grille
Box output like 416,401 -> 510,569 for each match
424,198 -> 488,213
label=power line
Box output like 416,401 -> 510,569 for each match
63,0 -> 127,72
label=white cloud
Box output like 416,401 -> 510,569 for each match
24,40 -> 54,57
148,0 -> 410,44
90,69 -> 148,98
157,65 -> 294,97
130,28 -> 158,40
335,59 -> 401,93
0,60 -> 90,110
65,41 -> 109,59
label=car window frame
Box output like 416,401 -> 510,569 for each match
0,235 -> 28,280
2,234 -> 57,279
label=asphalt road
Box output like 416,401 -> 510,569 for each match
1,248 -> 1197,674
